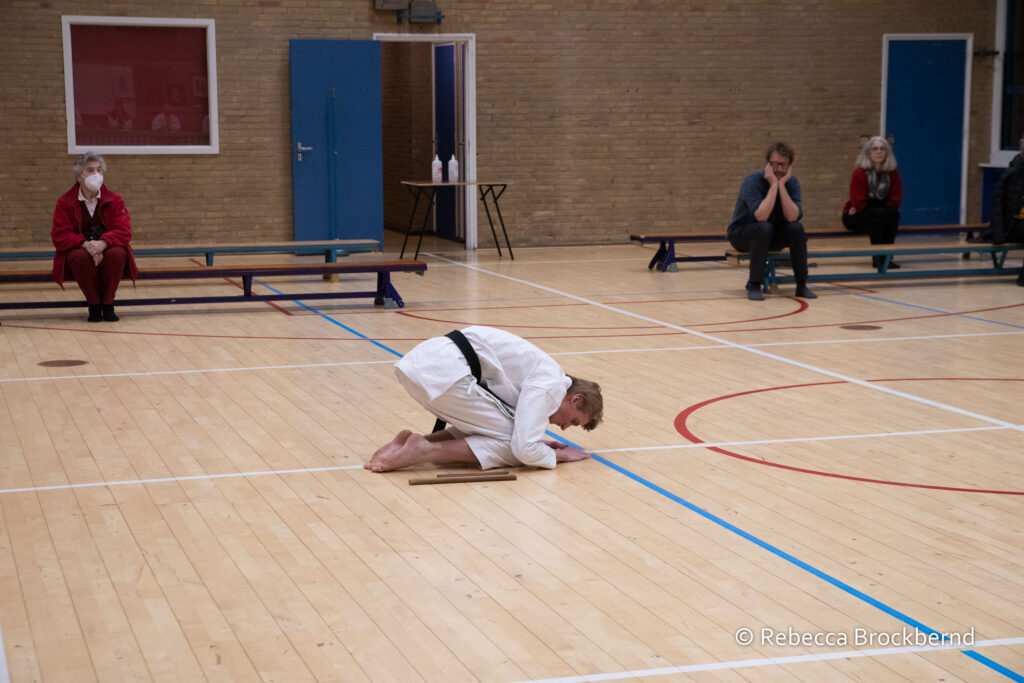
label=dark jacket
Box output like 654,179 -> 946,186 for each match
51,184 -> 139,287
989,153 -> 1024,245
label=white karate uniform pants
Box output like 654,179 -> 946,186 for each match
396,368 -> 519,469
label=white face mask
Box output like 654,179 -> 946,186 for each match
83,173 -> 103,193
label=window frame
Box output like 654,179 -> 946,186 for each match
62,15 -> 219,155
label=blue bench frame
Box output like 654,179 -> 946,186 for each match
725,243 -> 1023,292
0,260 -> 425,312
0,239 -> 381,267
632,224 -> 983,273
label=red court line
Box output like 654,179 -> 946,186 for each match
395,297 -> 810,329
5,298 -> 1019,342
702,302 -> 1024,335
674,378 -> 1024,495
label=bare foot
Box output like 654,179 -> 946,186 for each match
366,430 -> 413,469
367,433 -> 431,472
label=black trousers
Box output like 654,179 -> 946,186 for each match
842,201 -> 900,245
728,220 -> 808,286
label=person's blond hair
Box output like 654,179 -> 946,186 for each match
567,375 -> 603,431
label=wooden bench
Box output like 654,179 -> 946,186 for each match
725,242 -> 1023,293
0,239 -> 381,266
0,259 -> 426,312
631,224 -> 985,273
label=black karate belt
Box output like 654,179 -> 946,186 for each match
432,329 -> 484,434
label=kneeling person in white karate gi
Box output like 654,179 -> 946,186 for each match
366,325 -> 603,472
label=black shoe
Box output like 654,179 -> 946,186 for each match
887,261 -> 901,269
1017,276 -> 1024,287
87,304 -> 102,322
795,284 -> 818,299
101,304 -> 119,322
746,286 -> 765,301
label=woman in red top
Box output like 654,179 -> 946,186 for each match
51,152 -> 138,322
842,136 -> 903,268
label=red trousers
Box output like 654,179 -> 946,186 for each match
65,246 -> 127,305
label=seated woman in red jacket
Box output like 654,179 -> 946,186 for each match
51,152 -> 138,322
841,136 -> 903,269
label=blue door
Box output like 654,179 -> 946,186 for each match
434,43 -> 457,240
883,36 -> 969,225
289,40 -> 383,246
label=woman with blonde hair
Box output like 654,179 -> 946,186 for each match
842,136 -> 903,268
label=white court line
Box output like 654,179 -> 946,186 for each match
0,424 -> 1016,496
0,358 -> 396,384
2,330 -> 1021,385
511,636 -> 1024,683
425,253 -> 1024,434
550,329 -> 1024,356
597,424 -> 1014,453
420,256 -> 656,266
0,464 -> 364,496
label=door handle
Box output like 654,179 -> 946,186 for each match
297,141 -> 314,161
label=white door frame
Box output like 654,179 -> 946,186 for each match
989,0 -> 1016,165
880,33 -> 972,224
374,32 -> 478,250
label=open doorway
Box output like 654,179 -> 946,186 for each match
374,32 -> 478,250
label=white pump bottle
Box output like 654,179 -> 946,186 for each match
447,155 -> 459,183
431,155 -> 443,183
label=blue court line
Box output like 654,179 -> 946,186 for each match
962,651 -> 1024,682
853,293 -> 1024,330
544,432 -> 1022,681
255,281 -> 403,357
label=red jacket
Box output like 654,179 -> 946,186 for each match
842,167 -> 902,215
51,184 -> 138,287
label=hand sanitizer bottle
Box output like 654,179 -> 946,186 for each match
447,155 -> 459,183
431,155 -> 443,183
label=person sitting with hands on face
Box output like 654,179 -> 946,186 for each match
726,141 -> 817,301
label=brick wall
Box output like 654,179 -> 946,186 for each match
381,41 -> 433,234
0,0 -> 999,250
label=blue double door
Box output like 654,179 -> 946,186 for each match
289,40 -> 383,246
883,36 -> 971,225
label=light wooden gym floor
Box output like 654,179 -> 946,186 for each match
0,234 -> 1022,682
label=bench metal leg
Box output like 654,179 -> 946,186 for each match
242,274 -> 253,296
662,241 -> 678,272
648,241 -> 666,270
376,272 -> 405,308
